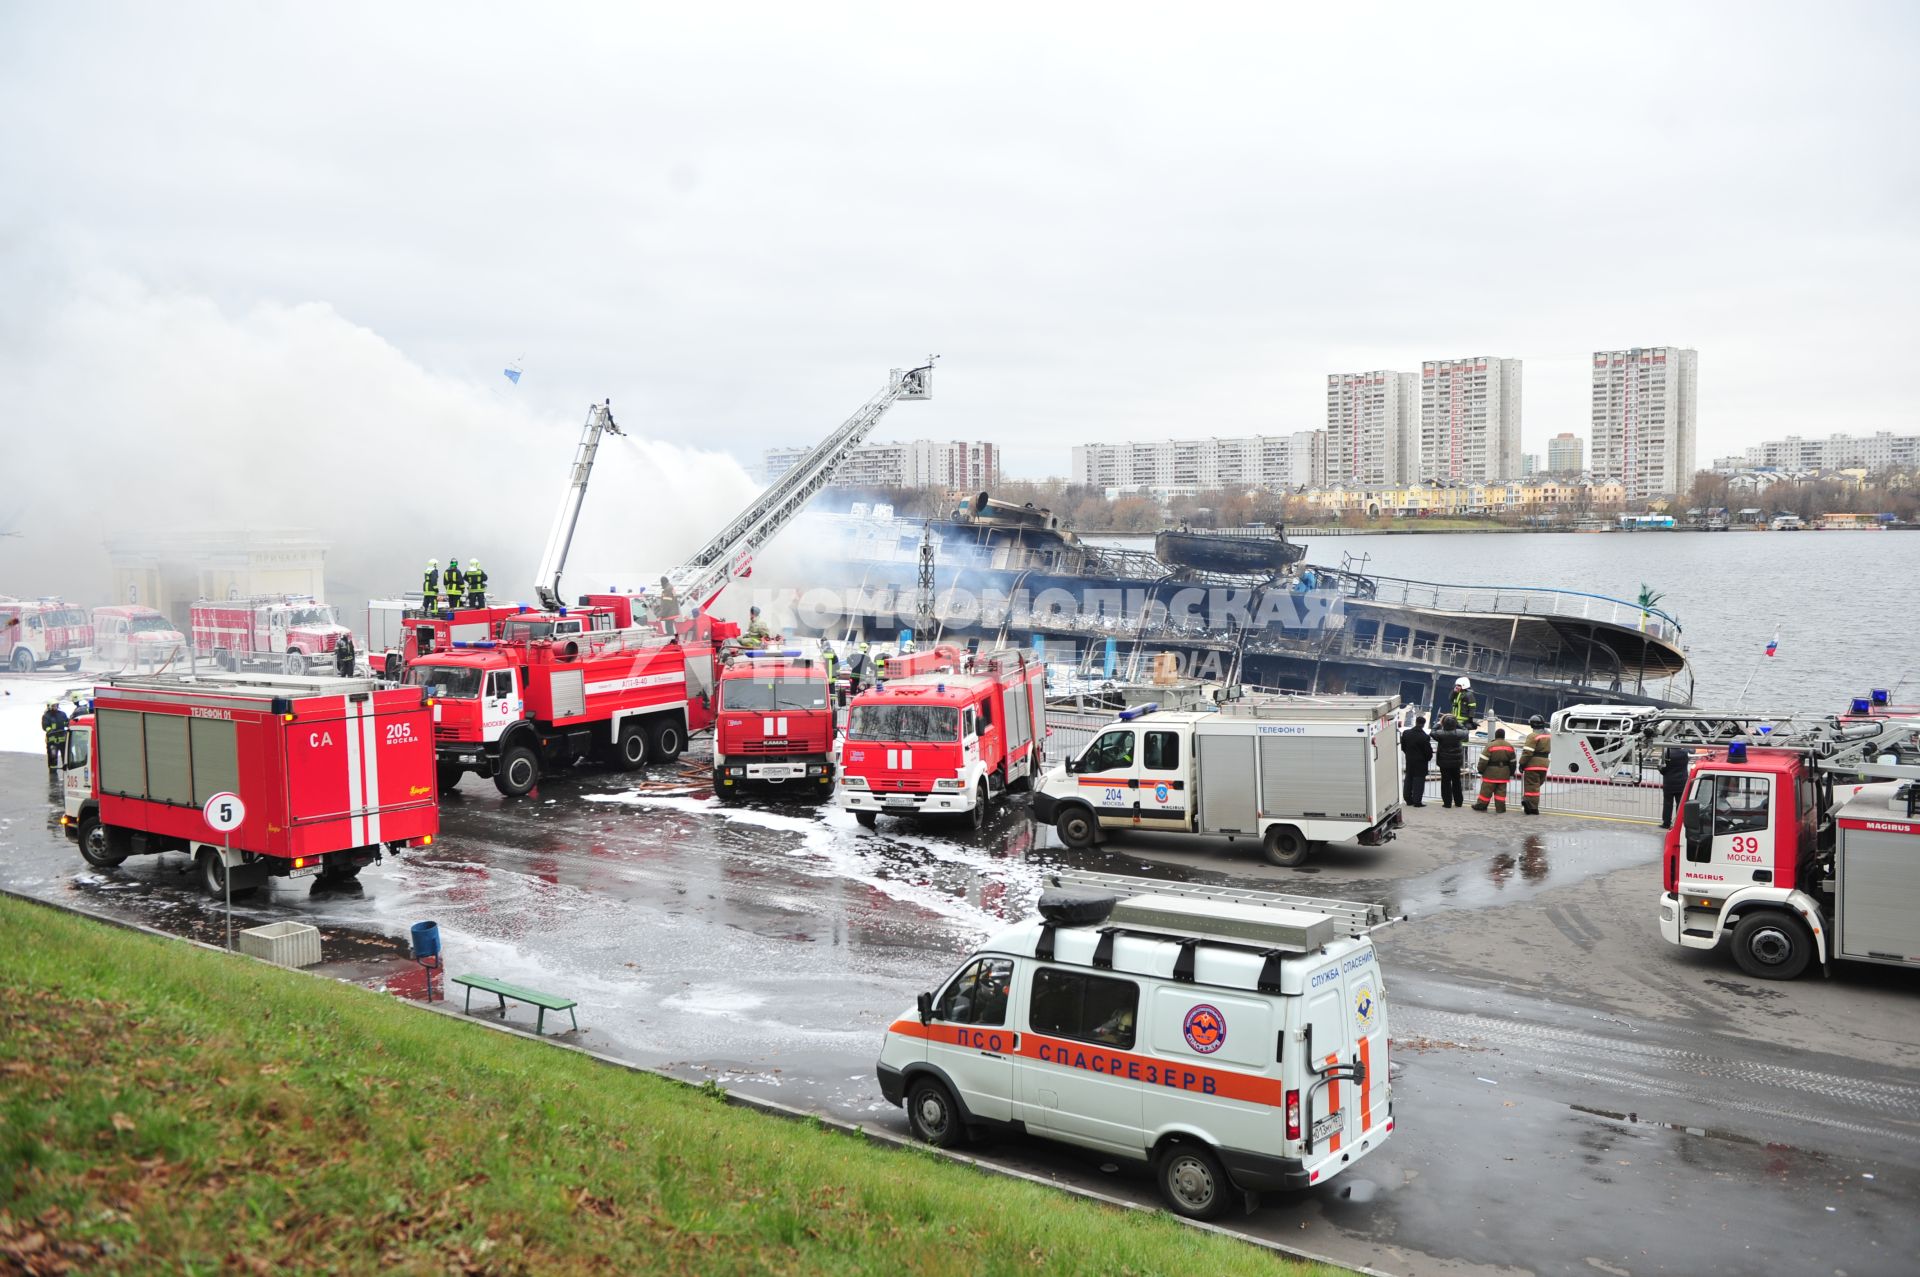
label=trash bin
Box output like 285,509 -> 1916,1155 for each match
410,921 -> 441,961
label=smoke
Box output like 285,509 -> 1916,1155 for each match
0,265 -> 762,624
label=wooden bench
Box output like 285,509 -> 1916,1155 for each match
451,974 -> 578,1035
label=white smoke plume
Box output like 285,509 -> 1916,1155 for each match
0,266 -> 763,626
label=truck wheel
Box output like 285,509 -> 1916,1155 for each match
436,765 -> 462,794
1262,825 -> 1310,868
648,719 -> 685,763
905,1077 -> 966,1149
1730,912 -> 1813,981
283,650 -> 307,677
77,815 -> 127,868
9,649 -> 31,673
854,810 -> 879,829
64,658 -> 81,673
494,745 -> 539,797
317,857 -> 363,885
967,781 -> 989,830
1056,807 -> 1097,849
614,721 -> 649,771
1156,1141 -> 1232,1220
196,847 -> 256,898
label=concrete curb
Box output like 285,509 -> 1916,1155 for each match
2,885 -> 1394,1277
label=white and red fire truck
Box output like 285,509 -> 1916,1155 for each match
837,649 -> 1047,829
59,673 -> 438,894
191,596 -> 353,676
713,648 -> 840,800
1579,711 -> 1920,980
91,605 -> 186,671
1,596 -> 93,673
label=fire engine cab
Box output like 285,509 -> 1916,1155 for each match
837,650 -> 1046,829
59,673 -> 438,894
1,596 -> 92,673
713,648 -> 838,800
91,605 -> 186,671
880,871 -> 1396,1219
191,596 -> 352,676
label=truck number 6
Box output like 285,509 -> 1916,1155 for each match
386,723 -> 414,743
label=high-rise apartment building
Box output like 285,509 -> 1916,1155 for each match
1419,356 -> 1523,483
1547,432 -> 1584,474
1071,431 -> 1324,494
1590,347 -> 1698,499
1326,371 -> 1416,486
762,439 -> 998,490
1712,430 -> 1920,473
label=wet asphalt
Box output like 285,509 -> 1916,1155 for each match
3,745 -> 1918,1277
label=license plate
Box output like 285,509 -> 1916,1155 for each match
288,864 -> 321,879
1311,1110 -> 1342,1144
885,796 -> 915,807
753,765 -> 801,779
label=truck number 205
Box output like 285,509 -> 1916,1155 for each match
386,723 -> 415,743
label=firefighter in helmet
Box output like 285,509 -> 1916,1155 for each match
1451,676 -> 1479,728
466,559 -> 488,608
422,559 -> 441,613
40,701 -> 70,775
740,605 -> 771,650
334,631 -> 357,679
1518,715 -> 1552,815
1473,727 -> 1517,813
444,557 -> 465,610
652,575 -> 682,622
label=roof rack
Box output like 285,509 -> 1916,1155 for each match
1044,868 -> 1396,939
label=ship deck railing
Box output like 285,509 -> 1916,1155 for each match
1345,575 -> 1682,646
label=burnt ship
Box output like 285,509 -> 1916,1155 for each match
798,492 -> 1692,723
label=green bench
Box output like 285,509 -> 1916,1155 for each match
451,974 -> 578,1036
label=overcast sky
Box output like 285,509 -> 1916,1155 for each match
3,1 -> 1916,595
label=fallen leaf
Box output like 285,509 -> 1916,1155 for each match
110,1112 -> 136,1134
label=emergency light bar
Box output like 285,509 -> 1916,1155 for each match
1116,703 -> 1160,721
743,648 -> 805,659
1854,697 -> 1872,714
1874,689 -> 1891,706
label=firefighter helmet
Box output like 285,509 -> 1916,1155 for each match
1529,715 -> 1546,729
1455,676 -> 1472,690
429,559 -> 438,568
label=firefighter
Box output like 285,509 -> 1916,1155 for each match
1433,714 -> 1469,808
466,559 -> 488,608
1518,715 -> 1552,815
1399,715 -> 1432,808
1451,677 -> 1479,728
334,632 -> 356,678
740,605 -> 771,650
40,701 -> 69,775
844,641 -> 871,691
422,559 -> 441,613
444,558 -> 466,610
653,575 -> 681,621
875,649 -> 890,681
1472,727 -> 1517,813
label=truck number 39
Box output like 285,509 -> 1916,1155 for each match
386,723 -> 415,743
1729,835 -> 1760,855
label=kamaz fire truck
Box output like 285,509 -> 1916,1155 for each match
191,596 -> 352,676
59,673 -> 438,894
1,596 -> 93,673
91,605 -> 187,671
837,649 -> 1047,829
713,648 -> 839,800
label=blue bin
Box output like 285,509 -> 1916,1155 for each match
410,921 -> 441,960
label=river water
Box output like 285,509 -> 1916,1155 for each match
1097,530 -> 1920,715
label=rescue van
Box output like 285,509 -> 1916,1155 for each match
1031,695 -> 1402,866
878,871 -> 1396,1219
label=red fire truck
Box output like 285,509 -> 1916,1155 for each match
406,603 -> 732,797
191,596 -> 353,675
713,649 -> 839,800
837,650 -> 1047,829
1649,715 -> 1920,979
59,673 -> 438,894
1,596 -> 93,673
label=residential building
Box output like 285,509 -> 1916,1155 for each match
762,439 -> 999,491
1710,431 -> 1920,474
1590,347 -> 1698,500
1326,371 -> 1417,486
1070,431 -> 1325,496
1548,432 -> 1584,474
1521,454 -> 1541,477
1302,478 -> 1626,519
1419,356 -> 1523,483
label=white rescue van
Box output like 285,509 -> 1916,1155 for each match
877,872 -> 1397,1219
1031,695 -> 1403,866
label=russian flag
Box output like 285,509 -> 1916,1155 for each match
1765,633 -> 1779,658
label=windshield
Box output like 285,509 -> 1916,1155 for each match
848,703 -> 959,744
405,665 -> 483,698
130,616 -> 175,633
289,606 -> 338,627
723,677 -> 827,712
500,619 -> 555,642
49,608 -> 88,628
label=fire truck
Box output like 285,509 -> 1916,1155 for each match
1,596 -> 93,672
191,596 -> 353,675
837,650 -> 1047,829
58,673 -> 438,895
713,648 -> 839,800
1559,708 -> 1920,980
91,605 -> 186,671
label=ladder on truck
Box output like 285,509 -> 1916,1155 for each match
535,401 -> 624,611
1045,869 -> 1398,939
1571,709 -> 1920,783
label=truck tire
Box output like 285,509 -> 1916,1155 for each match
64,658 -> 81,673
1730,911 -> 1813,981
967,781 -> 989,830
10,648 -> 31,673
648,719 -> 685,763
494,745 -> 539,797
317,856 -> 363,885
77,815 -> 127,868
436,764 -> 462,794
196,846 -> 256,898
284,650 -> 307,677
905,1076 -> 966,1149
613,721 -> 649,771
1156,1140 -> 1232,1221
1056,806 -> 1097,849
854,810 -> 879,829
1262,825 -> 1310,868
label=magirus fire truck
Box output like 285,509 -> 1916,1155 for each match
837,649 -> 1047,829
58,673 -> 438,894
191,596 -> 352,676
1,596 -> 93,672
1565,709 -> 1920,979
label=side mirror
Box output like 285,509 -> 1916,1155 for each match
916,991 -> 934,1024
1681,801 -> 1708,843
1064,756 -> 1079,775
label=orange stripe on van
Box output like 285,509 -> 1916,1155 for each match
1325,1052 -> 1343,1153
1359,1038 -> 1373,1130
